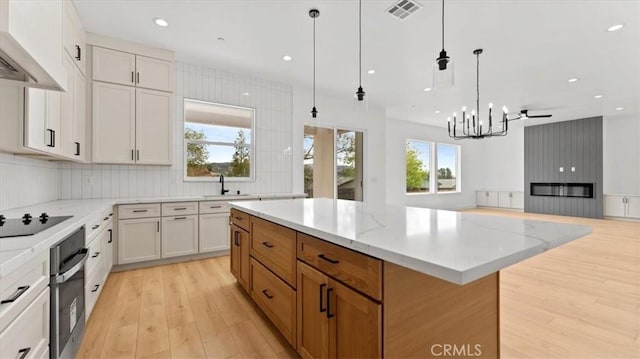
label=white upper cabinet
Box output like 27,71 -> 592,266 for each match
136,55 -> 174,92
92,47 -> 136,86
62,0 -> 86,75
135,89 -> 173,165
60,55 -> 76,158
92,47 -> 173,92
92,82 -> 136,164
0,0 -> 66,90
24,88 -> 62,155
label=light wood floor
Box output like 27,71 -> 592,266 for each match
78,209 -> 640,359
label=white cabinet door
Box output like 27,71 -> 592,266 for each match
118,218 -> 161,264
0,288 -> 49,359
476,191 -> 489,206
63,0 -> 86,75
498,192 -> 511,208
73,67 -> 86,161
626,196 -> 640,219
136,55 -> 174,92
511,192 -> 524,209
604,195 -> 626,217
486,191 -> 498,207
103,223 -> 114,274
60,54 -> 76,158
92,47 -> 136,86
24,88 -> 49,152
162,215 -> 198,258
135,88 -> 172,165
45,90 -> 62,155
199,213 -> 230,253
92,82 -> 135,164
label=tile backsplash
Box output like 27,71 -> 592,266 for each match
0,153 -> 60,211
58,62 -> 294,200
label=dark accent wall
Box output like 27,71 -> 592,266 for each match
524,117 -> 603,218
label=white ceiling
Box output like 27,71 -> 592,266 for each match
74,0 -> 640,127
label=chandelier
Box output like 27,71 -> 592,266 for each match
447,49 -> 509,139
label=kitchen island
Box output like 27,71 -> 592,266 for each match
228,198 -> 591,358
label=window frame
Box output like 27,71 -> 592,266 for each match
183,98 -> 256,182
405,139 -> 461,195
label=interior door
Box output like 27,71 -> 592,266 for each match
296,261 -> 329,359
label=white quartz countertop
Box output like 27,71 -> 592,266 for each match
229,198 -> 592,285
0,193 -> 305,277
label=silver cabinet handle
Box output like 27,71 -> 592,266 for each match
136,149 -> 140,161
131,71 -> 135,83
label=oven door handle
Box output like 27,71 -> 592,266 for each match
55,249 -> 88,284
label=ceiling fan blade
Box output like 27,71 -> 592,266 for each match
527,114 -> 552,118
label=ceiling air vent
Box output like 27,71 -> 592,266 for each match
386,0 -> 422,20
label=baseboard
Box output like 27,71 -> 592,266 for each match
475,206 -> 525,212
112,249 -> 230,272
603,216 -> 640,223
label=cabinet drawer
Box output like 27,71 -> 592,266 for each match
250,217 -> 296,288
162,202 -> 198,216
199,201 -> 230,214
230,209 -> 250,232
0,288 -> 49,359
85,268 -> 105,320
118,203 -> 161,219
86,214 -> 103,242
250,258 -> 295,346
0,251 -> 49,333
85,235 -> 104,279
297,233 -> 382,301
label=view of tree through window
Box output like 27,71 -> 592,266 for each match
437,143 -> 458,192
406,140 -> 431,193
184,100 -> 253,179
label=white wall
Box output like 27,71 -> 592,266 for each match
384,119 -> 484,210
603,113 -> 640,195
291,86 -> 387,205
477,125 -> 525,192
0,153 -> 59,211
59,62 -> 294,200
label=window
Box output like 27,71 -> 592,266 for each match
406,140 -> 431,193
436,143 -> 458,192
184,99 -> 255,180
406,140 -> 460,194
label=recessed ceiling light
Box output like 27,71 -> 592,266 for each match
217,37 -> 225,41
154,18 -> 168,27
607,24 -> 624,32
282,55 -> 292,61
594,95 -> 603,99
367,69 -> 376,75
435,110 -> 441,114
242,92 -> 249,96
616,107 -> 624,111
424,87 -> 432,92
568,78 -> 579,83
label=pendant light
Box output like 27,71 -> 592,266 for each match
433,0 -> 454,89
355,0 -> 365,101
309,8 -> 320,118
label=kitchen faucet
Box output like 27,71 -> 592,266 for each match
219,174 -> 229,195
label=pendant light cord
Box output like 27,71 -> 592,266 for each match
476,51 -> 480,119
313,16 -> 316,107
359,0 -> 362,86
441,0 -> 445,50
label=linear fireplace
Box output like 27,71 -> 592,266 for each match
530,183 -> 594,198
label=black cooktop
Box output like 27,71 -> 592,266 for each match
0,213 -> 73,238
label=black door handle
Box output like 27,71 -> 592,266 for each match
108,229 -> 113,243
91,284 -> 100,292
92,252 -> 100,258
18,347 -> 31,359
319,283 -> 326,313
51,129 -> 55,147
1,285 -> 30,304
234,231 -> 240,246
75,45 -> 81,61
262,289 -> 273,299
262,241 -> 274,248
46,129 -> 54,147
318,254 -> 339,264
326,287 -> 334,318
92,224 -> 100,230
75,141 -> 80,156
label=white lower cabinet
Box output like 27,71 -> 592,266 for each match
85,264 -> 105,318
0,288 -> 49,359
104,224 -> 114,274
199,213 -> 230,253
605,195 -> 640,219
162,215 -> 199,258
478,191 -> 523,210
118,217 -> 161,264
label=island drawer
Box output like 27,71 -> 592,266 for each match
297,233 -> 382,301
0,287 -> 49,359
230,209 -> 250,232
0,251 -> 49,333
162,202 -> 198,216
249,258 -> 295,347
199,201 -> 230,214
118,203 -> 161,219
250,217 -> 296,288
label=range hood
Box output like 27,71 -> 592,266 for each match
0,0 -> 66,91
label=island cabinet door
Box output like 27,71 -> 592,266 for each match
297,261 -> 329,359
230,224 -> 250,290
328,278 -> 382,359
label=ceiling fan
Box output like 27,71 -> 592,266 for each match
508,109 -> 552,121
